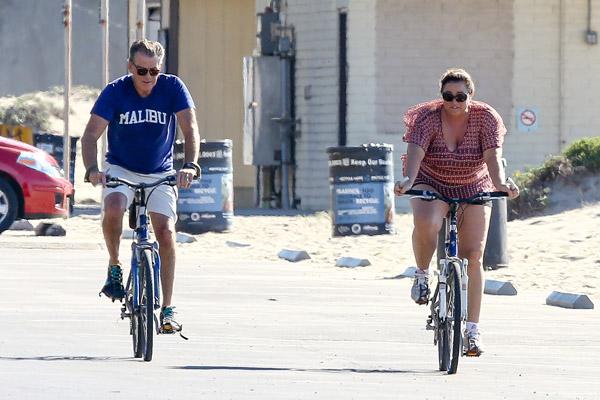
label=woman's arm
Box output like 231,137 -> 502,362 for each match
483,147 -> 519,199
394,143 -> 425,195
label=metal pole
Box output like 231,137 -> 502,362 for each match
136,0 -> 146,39
100,0 -> 110,169
63,0 -> 72,183
279,55 -> 291,209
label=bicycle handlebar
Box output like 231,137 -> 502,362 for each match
403,189 -> 508,204
105,174 -> 177,189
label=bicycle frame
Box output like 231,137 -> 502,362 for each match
404,188 -> 508,373
437,202 -> 469,321
128,185 -> 162,312
110,175 -> 176,318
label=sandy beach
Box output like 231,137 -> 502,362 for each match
4,198 -> 599,303
2,87 -> 599,303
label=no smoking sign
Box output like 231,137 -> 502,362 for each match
517,107 -> 539,133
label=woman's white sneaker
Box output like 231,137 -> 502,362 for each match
411,269 -> 430,305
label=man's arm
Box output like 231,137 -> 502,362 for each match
176,107 -> 200,164
175,107 -> 200,188
81,114 -> 109,185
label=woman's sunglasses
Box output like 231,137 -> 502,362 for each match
132,62 -> 160,77
441,91 -> 468,103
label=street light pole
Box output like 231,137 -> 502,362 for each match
100,0 -> 110,169
136,0 -> 146,39
63,0 -> 72,183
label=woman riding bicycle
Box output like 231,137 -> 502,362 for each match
394,68 -> 519,356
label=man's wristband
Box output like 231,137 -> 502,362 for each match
84,164 -> 98,182
182,161 -> 201,178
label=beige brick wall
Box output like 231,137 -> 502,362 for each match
508,0 -> 561,173
285,1 -> 341,210
509,1 -> 600,174
276,0 -> 599,210
375,0 -> 513,178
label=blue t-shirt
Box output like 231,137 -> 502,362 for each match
91,74 -> 195,174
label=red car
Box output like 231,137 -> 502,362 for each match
0,136 -> 74,233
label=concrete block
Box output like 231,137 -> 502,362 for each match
398,266 -> 417,278
176,232 -> 196,244
34,222 -> 66,236
121,229 -> 134,239
336,257 -> 371,268
121,229 -> 195,243
9,219 -> 33,231
226,241 -> 251,248
278,249 -> 311,263
484,279 -> 518,296
546,291 -> 594,309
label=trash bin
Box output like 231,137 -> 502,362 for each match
176,140 -> 233,233
326,144 -> 395,237
33,133 -> 78,184
436,197 -> 509,269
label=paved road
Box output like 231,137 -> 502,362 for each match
1,242 -> 598,399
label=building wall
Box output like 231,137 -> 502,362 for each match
510,0 -> 600,173
278,0 -> 599,210
0,0 -> 128,96
285,0 -> 345,210
375,0 -> 513,184
178,0 -> 257,207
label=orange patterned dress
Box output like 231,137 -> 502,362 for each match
403,99 -> 506,199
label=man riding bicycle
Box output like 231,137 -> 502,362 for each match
81,39 -> 200,333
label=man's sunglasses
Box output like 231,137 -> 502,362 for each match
441,91 -> 468,102
131,62 -> 160,77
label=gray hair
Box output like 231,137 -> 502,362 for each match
129,39 -> 165,64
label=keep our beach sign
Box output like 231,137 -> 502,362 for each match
327,144 -> 395,237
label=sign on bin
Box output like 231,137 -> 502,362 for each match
327,144 -> 395,236
176,140 -> 233,233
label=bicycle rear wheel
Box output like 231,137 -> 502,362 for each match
139,249 -> 154,361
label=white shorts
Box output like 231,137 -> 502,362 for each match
102,162 -> 178,221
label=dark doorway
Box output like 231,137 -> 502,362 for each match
338,9 -> 348,146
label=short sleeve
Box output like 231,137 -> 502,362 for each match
91,83 -> 117,121
402,101 -> 440,151
480,106 -> 506,151
171,76 -> 195,113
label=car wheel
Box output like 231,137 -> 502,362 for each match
0,178 -> 18,234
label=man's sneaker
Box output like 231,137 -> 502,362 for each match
160,306 -> 182,333
464,329 -> 484,357
411,269 -> 430,305
100,264 -> 125,302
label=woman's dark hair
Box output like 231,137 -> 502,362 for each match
439,68 -> 475,95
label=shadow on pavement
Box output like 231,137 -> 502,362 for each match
0,355 -> 133,362
171,365 -> 436,374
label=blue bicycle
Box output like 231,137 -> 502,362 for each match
404,189 -> 508,374
105,175 -> 178,362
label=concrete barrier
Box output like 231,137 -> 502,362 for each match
336,257 -> 371,268
546,291 -> 594,309
484,279 -> 518,295
278,249 -> 311,262
398,266 -> 417,278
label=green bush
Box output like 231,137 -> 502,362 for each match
508,137 -> 600,219
563,136 -> 600,173
0,95 -> 57,131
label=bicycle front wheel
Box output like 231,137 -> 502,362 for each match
445,261 -> 462,374
139,249 -> 154,362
